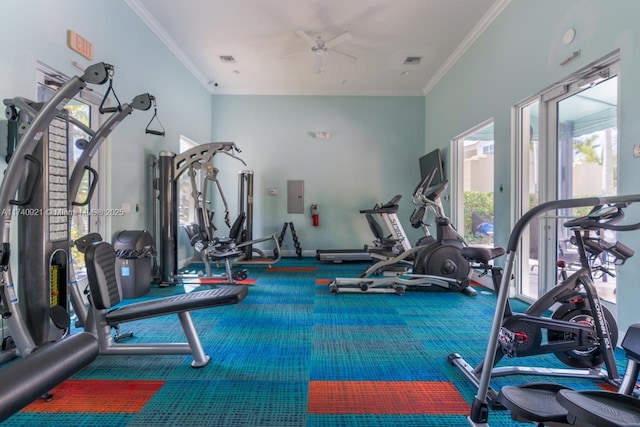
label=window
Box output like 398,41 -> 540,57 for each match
451,120 -> 495,246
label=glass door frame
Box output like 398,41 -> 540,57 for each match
513,96 -> 542,302
514,54 -> 620,304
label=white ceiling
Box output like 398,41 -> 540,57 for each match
126,0 -> 509,96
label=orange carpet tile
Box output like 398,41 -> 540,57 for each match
23,379 -> 165,414
308,380 -> 470,414
597,381 -> 619,392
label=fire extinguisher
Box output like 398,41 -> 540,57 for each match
310,204 -> 319,227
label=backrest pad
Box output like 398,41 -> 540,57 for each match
229,212 -> 246,241
85,241 -> 122,310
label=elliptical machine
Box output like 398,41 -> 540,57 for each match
410,169 -> 474,286
328,168 -> 478,297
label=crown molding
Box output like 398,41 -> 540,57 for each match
124,0 -> 212,91
210,88 -> 426,96
126,0 -> 510,97
422,0 -> 511,95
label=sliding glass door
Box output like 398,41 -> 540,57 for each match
516,58 -> 619,304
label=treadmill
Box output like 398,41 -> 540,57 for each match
316,195 -> 408,263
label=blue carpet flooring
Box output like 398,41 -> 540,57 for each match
2,257 -> 628,426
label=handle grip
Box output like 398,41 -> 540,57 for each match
72,166 -> 99,207
0,287 -> 12,319
98,106 -> 121,114
9,154 -> 42,207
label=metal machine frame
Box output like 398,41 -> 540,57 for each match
0,63 -> 111,356
154,142 -> 280,284
455,194 -> 640,426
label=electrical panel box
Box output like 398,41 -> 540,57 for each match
287,180 -> 304,214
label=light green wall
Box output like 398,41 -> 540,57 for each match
211,95 -> 425,254
0,2 -> 425,269
0,0 -> 212,242
3,0 -> 637,330
424,0 -> 640,330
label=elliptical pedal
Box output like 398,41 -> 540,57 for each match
498,383 -> 572,424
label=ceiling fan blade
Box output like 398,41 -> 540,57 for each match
281,49 -> 309,59
294,29 -> 316,45
329,49 -> 357,60
325,31 -> 352,49
314,55 -> 324,74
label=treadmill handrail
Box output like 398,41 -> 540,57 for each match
360,195 -> 402,214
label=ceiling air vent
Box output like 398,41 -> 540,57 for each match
403,56 -> 422,65
219,55 -> 236,63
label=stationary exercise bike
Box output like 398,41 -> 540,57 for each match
448,194 -> 640,425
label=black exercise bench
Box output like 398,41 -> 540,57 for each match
78,234 -> 247,367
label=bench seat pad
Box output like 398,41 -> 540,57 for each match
106,286 -> 248,324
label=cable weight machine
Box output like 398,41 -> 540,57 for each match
66,92 -> 156,329
0,63 -> 111,355
154,143 -> 244,283
0,63 -> 155,357
152,143 -> 280,284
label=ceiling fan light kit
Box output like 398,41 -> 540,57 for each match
282,29 -> 357,73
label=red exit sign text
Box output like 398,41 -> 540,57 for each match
67,30 -> 94,60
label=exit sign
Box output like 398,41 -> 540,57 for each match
67,30 -> 94,60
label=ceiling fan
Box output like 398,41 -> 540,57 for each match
281,30 -> 357,74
